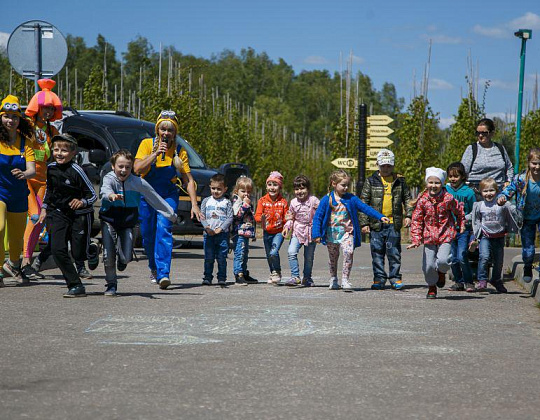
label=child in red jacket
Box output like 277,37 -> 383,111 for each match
255,171 -> 289,284
407,167 -> 465,299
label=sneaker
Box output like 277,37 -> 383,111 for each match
329,277 -> 340,290
63,285 -> 87,298
21,264 -> 45,280
87,242 -> 100,270
302,278 -> 315,287
391,279 -> 404,290
202,279 -> 212,286
268,271 -> 281,284
158,277 -> 171,289
449,282 -> 465,291
78,268 -> 93,279
493,281 -> 508,293
2,261 -> 21,278
244,271 -> 258,284
150,270 -> 158,283
235,273 -> 248,286
30,258 -> 42,273
342,279 -> 353,292
285,277 -> 301,286
117,260 -> 127,272
465,283 -> 476,292
218,278 -> 227,286
437,271 -> 446,289
477,280 -> 488,291
104,284 -> 117,297
426,285 -> 437,299
523,266 -> 533,283
468,240 -> 479,253
371,280 -> 384,290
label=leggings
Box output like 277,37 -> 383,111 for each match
0,201 -> 27,264
327,234 -> 354,280
23,180 -> 47,259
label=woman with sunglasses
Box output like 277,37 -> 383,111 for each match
0,95 -> 36,286
461,118 -> 514,194
134,110 -> 201,289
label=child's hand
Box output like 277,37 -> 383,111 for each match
361,226 -> 370,234
407,243 -> 420,249
314,237 -> 321,244
214,227 -> 222,234
69,199 -> 84,210
108,193 -> 124,202
205,227 -> 215,236
243,196 -> 251,206
460,226 -> 466,234
11,168 -> 25,180
403,217 -> 411,228
37,209 -> 47,225
260,214 -> 267,228
381,217 -> 390,224
282,227 -> 290,238
285,211 -> 293,222
497,195 -> 507,206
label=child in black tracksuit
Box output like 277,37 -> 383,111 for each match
38,134 -> 97,297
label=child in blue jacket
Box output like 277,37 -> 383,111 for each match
312,170 -> 389,291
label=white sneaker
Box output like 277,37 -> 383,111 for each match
3,261 -> 21,278
150,270 -> 158,284
158,277 -> 171,289
342,279 -> 353,292
329,277 -> 340,290
269,271 -> 281,284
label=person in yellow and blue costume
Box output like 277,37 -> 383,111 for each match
134,110 -> 201,289
0,95 -> 36,286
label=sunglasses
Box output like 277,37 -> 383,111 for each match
159,110 -> 176,119
2,103 -> 20,112
475,130 -> 491,136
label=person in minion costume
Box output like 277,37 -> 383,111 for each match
134,110 -> 201,289
0,95 -> 36,286
20,79 -> 63,278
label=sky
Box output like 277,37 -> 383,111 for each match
2,0 -> 540,128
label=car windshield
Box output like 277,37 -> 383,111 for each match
107,126 -> 206,169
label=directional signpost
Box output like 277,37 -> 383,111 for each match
366,116 -> 394,169
331,158 -> 358,169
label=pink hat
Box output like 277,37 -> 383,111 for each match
266,171 -> 284,187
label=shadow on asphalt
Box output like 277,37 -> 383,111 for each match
439,295 -> 486,300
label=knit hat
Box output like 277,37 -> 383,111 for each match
25,79 -> 63,121
155,110 -> 179,136
376,149 -> 395,166
425,167 -> 446,184
266,171 -> 284,187
0,95 -> 23,118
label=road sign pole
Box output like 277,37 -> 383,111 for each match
357,104 -> 367,195
33,22 -> 42,93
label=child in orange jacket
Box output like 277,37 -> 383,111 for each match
255,171 -> 288,284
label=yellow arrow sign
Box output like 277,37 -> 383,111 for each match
331,158 -> 358,169
367,115 -> 394,126
367,137 -> 393,147
366,160 -> 379,171
366,149 -> 381,158
368,126 -> 394,136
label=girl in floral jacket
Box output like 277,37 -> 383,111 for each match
408,167 -> 465,299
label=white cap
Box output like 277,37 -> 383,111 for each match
376,149 -> 395,166
425,167 -> 447,184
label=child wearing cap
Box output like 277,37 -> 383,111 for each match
360,149 -> 413,290
37,134 -> 97,297
407,167 -> 465,299
0,95 -> 37,286
255,171 -> 289,284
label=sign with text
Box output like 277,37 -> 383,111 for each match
367,115 -> 394,126
331,158 -> 358,169
368,126 -> 394,137
367,137 -> 393,148
366,160 -> 379,171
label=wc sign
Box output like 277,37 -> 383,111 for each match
331,158 -> 358,169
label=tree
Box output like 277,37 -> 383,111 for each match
516,109 -> 540,172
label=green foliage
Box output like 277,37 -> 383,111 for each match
516,109 -> 540,172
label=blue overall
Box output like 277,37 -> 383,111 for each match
0,136 -> 29,212
139,139 -> 179,281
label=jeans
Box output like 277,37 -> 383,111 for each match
287,236 -> 316,279
369,224 -> 402,285
450,230 -> 473,283
263,231 -> 284,273
203,232 -> 229,281
478,236 -> 505,284
521,219 -> 540,268
232,235 -> 250,275
102,222 -> 133,285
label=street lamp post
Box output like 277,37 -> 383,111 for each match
514,29 -> 532,174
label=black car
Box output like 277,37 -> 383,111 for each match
56,109 -> 248,235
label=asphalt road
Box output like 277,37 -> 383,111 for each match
1,240 -> 539,420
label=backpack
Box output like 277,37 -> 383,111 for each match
469,141 -> 509,174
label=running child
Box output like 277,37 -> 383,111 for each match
231,175 -> 257,285
255,171 -> 289,284
407,167 -> 465,299
471,177 -> 520,292
312,170 -> 389,292
282,175 -> 319,287
498,148 -> 540,284
445,162 -> 476,292
201,174 -> 233,286
99,149 -> 177,296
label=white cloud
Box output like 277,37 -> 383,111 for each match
304,55 -> 328,65
439,117 -> 455,129
473,12 -> 540,38
421,34 -> 463,44
429,78 -> 454,90
352,55 -> 364,64
0,32 -> 8,54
